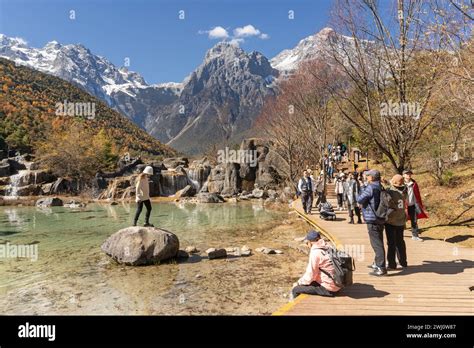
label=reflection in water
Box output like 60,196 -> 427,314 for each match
0,202 -> 298,315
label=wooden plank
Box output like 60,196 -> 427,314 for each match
273,198 -> 474,316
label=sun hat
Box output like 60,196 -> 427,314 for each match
390,174 -> 404,187
143,166 -> 153,175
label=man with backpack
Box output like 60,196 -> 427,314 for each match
385,174 -> 408,270
356,169 -> 387,276
291,230 -> 342,299
298,170 -> 313,214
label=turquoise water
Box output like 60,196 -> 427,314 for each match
0,201 -> 302,314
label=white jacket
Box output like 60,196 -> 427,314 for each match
135,176 -> 150,202
334,180 -> 345,194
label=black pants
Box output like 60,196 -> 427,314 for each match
337,193 -> 344,207
134,199 -> 152,225
315,191 -> 324,206
301,192 -> 313,213
407,205 -> 419,237
348,205 -> 361,222
367,223 -> 386,269
385,224 -> 407,268
292,281 -> 336,298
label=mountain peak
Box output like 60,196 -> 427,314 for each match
315,27 -> 336,39
270,27 -> 340,73
0,33 -> 27,48
44,40 -> 61,50
204,41 -> 244,61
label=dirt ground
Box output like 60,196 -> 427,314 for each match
372,160 -> 473,248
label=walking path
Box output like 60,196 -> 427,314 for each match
274,179 -> 474,315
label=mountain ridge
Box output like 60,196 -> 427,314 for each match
0,28 -> 354,154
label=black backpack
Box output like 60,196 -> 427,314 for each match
320,247 -> 355,288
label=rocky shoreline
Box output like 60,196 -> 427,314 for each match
1,138 -> 294,206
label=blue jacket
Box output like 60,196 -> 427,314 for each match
356,181 -> 382,224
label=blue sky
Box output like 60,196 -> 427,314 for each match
0,0 -> 334,84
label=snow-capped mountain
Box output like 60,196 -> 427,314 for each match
270,27 -> 339,75
0,34 -> 179,126
0,27 -> 359,154
146,42 -> 279,154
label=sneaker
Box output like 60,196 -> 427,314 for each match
144,223 -> 154,227
412,236 -> 423,242
369,268 -> 387,276
367,263 -> 377,270
387,266 -> 397,271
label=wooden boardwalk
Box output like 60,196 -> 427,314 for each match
274,184 -> 474,315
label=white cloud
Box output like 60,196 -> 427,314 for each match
199,26 -> 229,39
234,25 -> 261,38
199,24 -> 269,44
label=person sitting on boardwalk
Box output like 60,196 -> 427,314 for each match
385,174 -> 408,270
133,166 -> 154,227
298,170 -> 313,214
403,169 -> 428,242
356,169 -> 387,276
291,230 -> 341,299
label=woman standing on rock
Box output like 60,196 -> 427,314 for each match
133,166 -> 154,227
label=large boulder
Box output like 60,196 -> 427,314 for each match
159,170 -> 189,196
207,165 -> 225,193
101,227 -> 180,266
16,184 -> 42,196
196,192 -> 225,203
36,197 -> 63,207
7,158 -> 27,172
175,184 -> 196,198
8,170 -> 55,187
252,187 -> 267,199
0,160 -> 10,177
222,162 -> 241,195
163,157 -> 189,169
50,178 -> 77,194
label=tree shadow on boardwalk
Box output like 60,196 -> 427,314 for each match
387,259 -> 474,276
338,283 -> 390,299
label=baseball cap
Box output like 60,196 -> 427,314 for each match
304,230 -> 321,241
366,169 -> 381,180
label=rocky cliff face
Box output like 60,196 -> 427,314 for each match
146,43 -> 279,154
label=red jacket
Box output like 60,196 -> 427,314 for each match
405,179 -> 428,219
